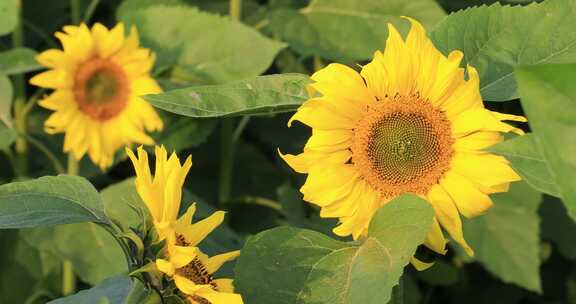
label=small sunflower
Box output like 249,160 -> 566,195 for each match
280,17 -> 525,257
126,145 -> 192,240
127,146 -> 243,304
31,23 -> 163,170
156,204 -> 243,304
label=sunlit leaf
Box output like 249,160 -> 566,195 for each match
0,73 -> 13,128
489,134 -> 560,197
235,195 -> 434,304
463,182 -> 542,292
431,0 -> 576,101
0,175 -> 110,228
269,0 -> 445,62
145,74 -> 310,118
0,0 -> 18,36
0,48 -> 42,75
118,2 -> 285,83
515,63 -> 576,221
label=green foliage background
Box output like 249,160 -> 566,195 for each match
1,0 -> 576,303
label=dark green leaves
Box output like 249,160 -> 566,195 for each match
0,175 -> 110,228
48,276 -> 156,304
431,0 -> 576,101
119,2 -> 284,83
0,48 -> 41,75
269,0 -> 445,62
145,74 -> 310,118
515,63 -> 576,221
0,73 -> 13,128
490,134 -> 560,197
463,182 -> 542,292
235,195 -> 434,304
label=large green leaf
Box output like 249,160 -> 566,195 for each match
0,175 -> 110,228
431,0 -> 576,101
118,2 -> 284,83
235,195 -> 434,304
489,134 -> 560,197
0,73 -> 13,128
153,112 -> 216,152
0,0 -> 17,36
463,182 -> 542,292
145,74 -> 310,118
48,276 -> 157,304
269,0 -> 446,62
515,63 -> 576,221
21,223 -> 127,285
0,48 -> 42,75
0,124 -> 16,150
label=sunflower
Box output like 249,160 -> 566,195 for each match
30,23 -> 163,170
280,17 -> 525,257
126,146 -> 243,304
156,204 -> 243,304
126,145 -> 192,240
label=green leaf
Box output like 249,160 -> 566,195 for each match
0,123 -> 16,150
0,73 -> 13,128
21,223 -> 127,285
269,0 -> 446,62
515,63 -> 576,221
431,0 -> 576,101
145,74 -> 310,118
463,182 -> 542,292
489,134 -> 560,197
48,276 -> 144,304
0,48 -> 42,75
118,3 -> 285,83
0,175 -> 110,228
540,196 -> 576,260
235,195 -> 434,304
0,0 -> 17,36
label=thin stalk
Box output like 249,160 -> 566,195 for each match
12,1 -> 27,177
229,0 -> 242,20
313,56 -> 324,71
218,119 -> 235,205
232,116 -> 250,143
67,154 -> 79,176
83,0 -> 100,23
392,276 -> 404,304
70,0 -> 81,24
62,261 -> 75,296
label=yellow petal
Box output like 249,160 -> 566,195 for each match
451,153 -> 521,189
453,131 -> 503,152
204,250 -> 241,274
30,69 -> 72,89
424,217 -> 447,255
288,98 -> 357,129
213,279 -> 235,293
410,257 -> 434,271
156,258 -> 175,276
278,149 -> 351,174
196,289 -> 244,304
439,65 -> 483,118
300,163 -> 360,206
179,211 -> 226,247
427,184 -> 473,256
310,63 -> 373,110
304,129 -> 352,152
440,171 -> 494,218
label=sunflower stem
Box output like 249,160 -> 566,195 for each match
218,119 -> 235,205
392,276 -> 404,304
62,261 -> 76,296
313,56 -> 324,71
12,1 -> 28,177
67,154 -> 79,176
229,0 -> 242,20
70,0 -> 81,24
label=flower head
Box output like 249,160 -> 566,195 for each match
31,23 -> 163,169
280,17 -> 525,257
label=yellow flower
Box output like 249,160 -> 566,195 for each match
156,204 -> 243,304
126,145 -> 192,239
280,17 -> 525,257
31,23 -> 163,170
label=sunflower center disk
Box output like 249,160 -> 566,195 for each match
74,58 -> 129,121
352,95 -> 454,197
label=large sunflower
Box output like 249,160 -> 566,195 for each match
31,23 -> 163,170
280,17 -> 525,257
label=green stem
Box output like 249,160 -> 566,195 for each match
70,0 -> 81,24
313,56 -> 324,71
62,261 -> 75,296
83,0 -> 100,23
26,135 -> 65,174
392,276 -> 404,304
12,2 -> 27,177
229,0 -> 242,20
218,119 -> 235,205
67,154 -> 79,176
232,116 -> 250,143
